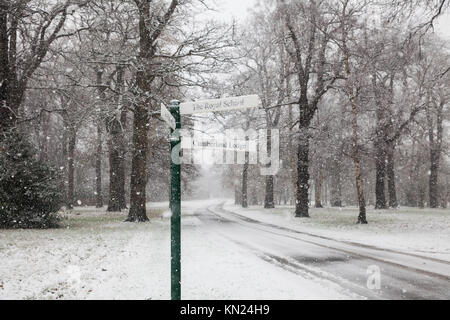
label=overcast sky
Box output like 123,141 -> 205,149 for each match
213,0 -> 450,40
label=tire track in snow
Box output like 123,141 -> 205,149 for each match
214,204 -> 450,279
203,204 -> 450,300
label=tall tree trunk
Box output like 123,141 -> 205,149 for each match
250,187 -> 258,206
107,112 -> 127,212
386,141 -> 398,208
330,157 -> 342,207
0,5 -> 27,131
95,70 -> 105,208
0,3 -> 11,131
427,99 -> 444,209
442,182 -> 449,208
418,184 -> 426,209
352,105 -> 367,224
264,175 -> 274,208
295,126 -> 310,218
314,170 -> 323,208
67,127 -> 76,210
374,140 -> 387,209
373,70 -> 390,210
288,104 -> 298,203
60,122 -> 68,205
348,84 -> 368,222
429,150 -> 440,208
342,6 -> 367,224
107,124 -> 121,212
405,140 -> 419,207
107,66 -> 127,212
118,109 -> 127,209
242,157 -> 249,209
127,103 -> 149,222
127,0 -> 154,222
95,123 -> 103,208
1,2 -> 69,132
264,129 -> 275,209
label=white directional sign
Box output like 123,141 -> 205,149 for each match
161,103 -> 176,130
181,137 -> 257,153
180,95 -> 261,115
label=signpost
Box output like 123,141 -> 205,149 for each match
161,95 -> 260,301
169,100 -> 181,301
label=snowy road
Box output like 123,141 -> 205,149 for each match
2,200 -> 448,299
195,203 -> 450,300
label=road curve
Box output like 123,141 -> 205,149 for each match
192,203 -> 450,300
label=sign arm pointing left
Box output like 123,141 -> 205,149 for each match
161,103 -> 176,130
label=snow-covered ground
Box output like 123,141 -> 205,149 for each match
0,200 -> 357,300
224,202 -> 450,262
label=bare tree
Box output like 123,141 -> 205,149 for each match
380,0 -> 449,33
339,0 -> 368,223
0,0 -> 89,132
279,0 -> 341,217
240,5 -> 287,209
426,72 -> 449,207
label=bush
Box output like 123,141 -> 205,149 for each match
0,132 -> 64,229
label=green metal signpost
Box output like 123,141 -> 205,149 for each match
169,100 -> 181,300
161,95 -> 260,301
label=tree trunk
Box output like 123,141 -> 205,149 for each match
418,184 -> 426,209
60,122 -> 68,205
127,103 -> 149,222
342,13 -> 367,224
288,105 -> 298,203
111,110 -> 127,211
250,188 -> 258,206
314,170 -> 323,208
107,124 -> 122,212
1,3 -> 67,132
429,150 -> 440,208
264,175 -> 275,208
405,140 -> 419,207
117,68 -> 128,209
94,70 -> 105,208
242,161 -> 249,208
330,157 -> 342,207
386,141 -> 398,208
0,5 -> 33,131
295,128 -> 310,218
353,120 -> 367,223
118,111 -> 127,210
107,67 -> 127,212
0,4 -> 12,131
264,129 -> 275,208
374,141 -> 387,209
67,128 -> 76,210
441,183 -> 449,208
95,123 -> 103,208
126,0 -> 154,222
351,104 -> 367,224
427,99 -> 443,209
